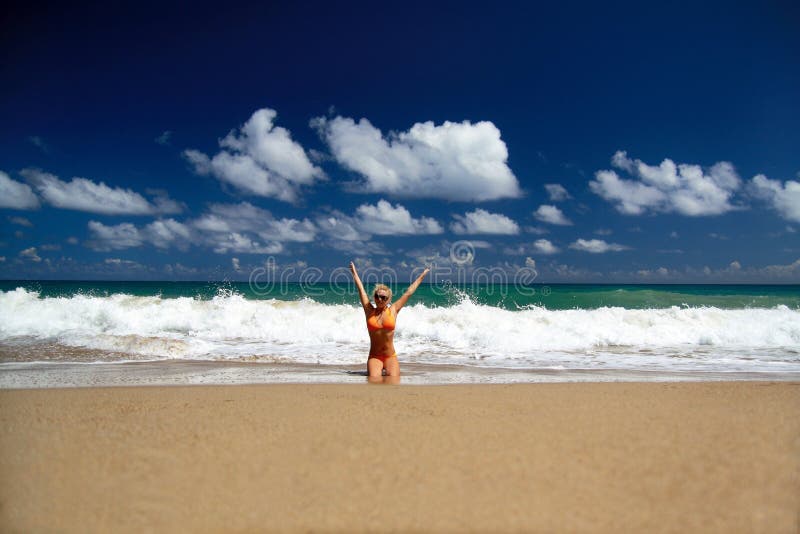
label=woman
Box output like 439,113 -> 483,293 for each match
349,261 -> 430,380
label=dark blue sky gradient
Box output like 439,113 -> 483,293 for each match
1,1 -> 798,281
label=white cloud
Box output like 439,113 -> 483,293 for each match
231,257 -> 241,272
21,168 -> 183,215
353,199 -> 443,235
502,239 -> 559,256
204,233 -> 283,255
87,221 -> 144,251
313,115 -> 521,201
80,200 -> 435,256
569,238 -> 629,253
533,204 -> 572,225
326,239 -> 390,256
146,189 -> 184,215
315,215 -> 362,242
164,263 -> 198,276
87,219 -> 190,252
145,219 -> 192,249
450,209 -> 519,235
755,258 -> 800,279
155,131 -> 172,146
525,226 -> 549,235
86,202 -> 315,255
28,136 -> 49,153
0,171 -> 40,210
196,202 -> 317,243
318,200 -> 442,242
87,218 -> 288,255
8,216 -> 33,227
533,239 -> 559,254
184,108 -> 324,203
589,170 -> 666,215
201,231 -> 294,256
405,241 -> 472,268
690,258 -> 800,281
547,262 -> 600,280
544,183 -> 571,201
0,256 -> 5,262
637,267 -> 671,278
590,151 -> 742,216
748,175 -> 800,222
105,258 -> 140,266
19,247 -> 42,262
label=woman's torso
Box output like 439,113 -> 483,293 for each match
367,305 -> 395,356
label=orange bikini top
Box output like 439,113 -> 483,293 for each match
367,306 -> 395,332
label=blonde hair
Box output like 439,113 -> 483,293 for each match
372,284 -> 392,300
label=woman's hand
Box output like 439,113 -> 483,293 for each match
416,266 -> 430,284
350,261 -> 357,276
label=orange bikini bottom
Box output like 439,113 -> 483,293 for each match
368,353 -> 397,362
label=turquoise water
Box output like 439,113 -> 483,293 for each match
1,280 -> 798,310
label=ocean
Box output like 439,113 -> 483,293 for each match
1,280 -> 799,386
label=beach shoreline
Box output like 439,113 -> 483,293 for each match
1,381 -> 798,532
3,359 -> 800,388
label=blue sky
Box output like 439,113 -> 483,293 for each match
1,1 -> 798,282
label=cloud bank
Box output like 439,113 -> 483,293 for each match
86,199 -> 441,254
86,201 -> 315,254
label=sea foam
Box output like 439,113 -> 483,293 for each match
1,288 -> 799,371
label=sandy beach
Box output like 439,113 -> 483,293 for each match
1,382 -> 798,532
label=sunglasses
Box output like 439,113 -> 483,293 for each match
374,294 -> 389,301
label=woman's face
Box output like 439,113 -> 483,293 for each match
374,291 -> 390,308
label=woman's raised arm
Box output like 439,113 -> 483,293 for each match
350,261 -> 371,311
393,267 -> 430,313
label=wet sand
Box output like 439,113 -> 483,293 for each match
1,382 -> 798,532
